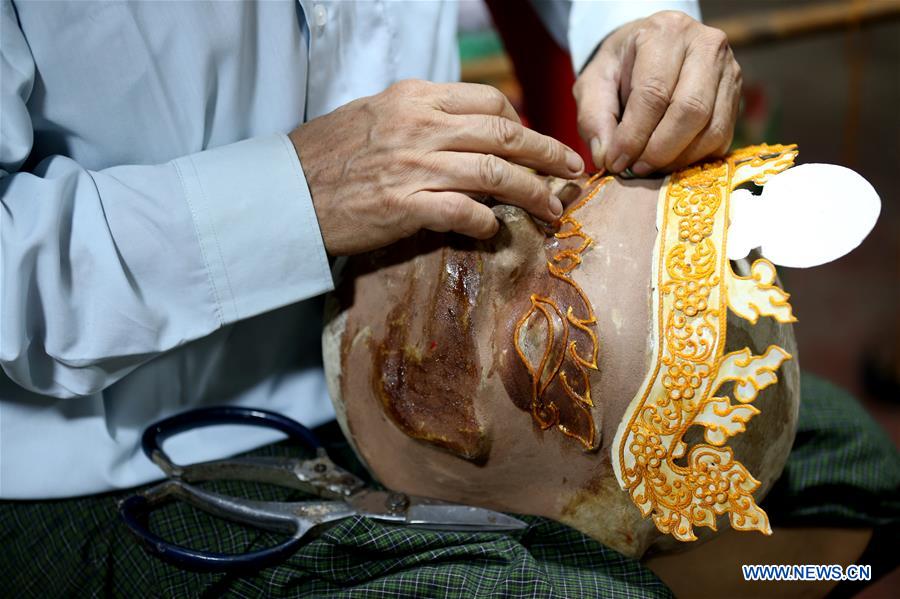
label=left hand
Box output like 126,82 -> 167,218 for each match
574,11 -> 742,176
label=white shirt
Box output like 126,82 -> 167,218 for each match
0,0 -> 699,498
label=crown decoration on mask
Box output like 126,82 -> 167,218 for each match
513,175 -> 610,450
612,144 -> 799,541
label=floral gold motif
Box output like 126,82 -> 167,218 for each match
612,145 -> 799,541
514,175 -> 610,450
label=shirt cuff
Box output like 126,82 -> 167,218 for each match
568,1 -> 702,74
173,133 -> 333,325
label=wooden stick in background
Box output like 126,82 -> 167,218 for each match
712,0 -> 900,48
461,1 -> 900,82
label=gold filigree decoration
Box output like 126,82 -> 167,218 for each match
612,145 -> 799,541
514,175 -> 610,450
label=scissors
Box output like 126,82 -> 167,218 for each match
119,406 -> 527,571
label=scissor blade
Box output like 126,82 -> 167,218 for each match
405,503 -> 527,532
348,490 -> 527,532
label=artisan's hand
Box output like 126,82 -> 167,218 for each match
574,11 -> 741,176
289,80 -> 584,255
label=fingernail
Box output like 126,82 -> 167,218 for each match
549,194 -> 563,217
631,161 -> 652,176
566,151 -> 584,174
558,182 -> 581,205
610,154 -> 631,174
590,137 -> 606,171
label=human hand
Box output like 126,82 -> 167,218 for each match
289,80 -> 585,255
574,11 -> 742,176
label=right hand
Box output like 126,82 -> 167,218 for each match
289,79 -> 585,256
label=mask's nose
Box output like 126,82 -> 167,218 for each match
486,204 -> 548,283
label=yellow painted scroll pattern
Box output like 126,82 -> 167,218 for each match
514,175 -> 611,451
612,145 -> 799,542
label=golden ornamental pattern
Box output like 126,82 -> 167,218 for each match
513,175 -> 610,450
612,145 -> 799,541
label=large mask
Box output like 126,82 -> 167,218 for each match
322,145 -> 879,557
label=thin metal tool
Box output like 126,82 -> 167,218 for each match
119,406 -> 526,571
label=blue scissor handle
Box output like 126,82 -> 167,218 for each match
122,405 -> 330,571
141,405 -> 322,465
119,492 -> 307,572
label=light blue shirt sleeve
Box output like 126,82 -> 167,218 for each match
0,3 -> 332,399
0,0 -> 459,499
530,0 -> 702,73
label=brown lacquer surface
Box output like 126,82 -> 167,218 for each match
373,246 -> 488,461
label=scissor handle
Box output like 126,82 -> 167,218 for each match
119,480 -> 354,572
119,494 -> 306,571
120,494 -> 305,571
141,406 -> 322,467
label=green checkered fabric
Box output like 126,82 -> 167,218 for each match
762,374 -> 900,527
2,373 -> 898,598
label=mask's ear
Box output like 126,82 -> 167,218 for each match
727,163 -> 881,268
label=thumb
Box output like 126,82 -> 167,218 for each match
574,49 -> 621,172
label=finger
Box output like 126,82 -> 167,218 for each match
606,37 -> 686,173
407,190 -> 499,239
631,42 -> 723,175
431,151 -> 561,222
441,114 -> 583,178
573,47 -> 621,171
668,59 -> 741,170
429,82 -> 521,124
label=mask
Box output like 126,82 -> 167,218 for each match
322,145 -> 880,557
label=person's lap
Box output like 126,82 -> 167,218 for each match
2,373 -> 896,598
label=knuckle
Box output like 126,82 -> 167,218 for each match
707,120 -> 731,144
652,10 -> 693,29
391,78 -> 426,98
478,84 -> 508,114
488,85 -> 507,107
396,151 -> 423,173
718,131 -> 734,155
640,145 -> 667,169
407,108 -> 437,132
381,191 -> 408,223
480,154 -> 506,189
619,130 -> 647,156
732,62 -> 744,87
387,80 -> 408,96
675,94 -> 712,122
384,152 -> 426,186
407,78 -> 428,92
492,117 -> 520,148
528,177 -> 548,205
409,152 -> 441,180
543,136 -> 563,164
702,27 -> 729,49
572,76 -> 586,98
381,156 -> 402,179
703,131 -> 732,160
577,113 -> 599,138
635,78 -> 672,112
396,200 -> 421,237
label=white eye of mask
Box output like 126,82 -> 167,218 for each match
727,163 -> 881,268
